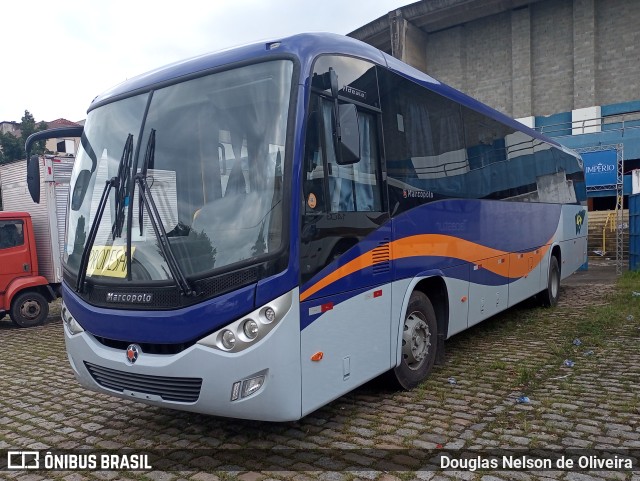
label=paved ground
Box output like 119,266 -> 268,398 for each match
1,264 -> 639,481
563,259 -> 619,286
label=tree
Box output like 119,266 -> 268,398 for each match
20,110 -> 48,156
0,110 -> 48,163
0,131 -> 24,164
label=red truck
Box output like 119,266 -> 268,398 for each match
0,211 -> 57,327
0,156 -> 74,327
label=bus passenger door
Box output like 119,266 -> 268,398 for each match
299,94 -> 392,415
468,255 -> 509,327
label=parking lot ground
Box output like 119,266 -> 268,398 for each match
1,264 -> 639,481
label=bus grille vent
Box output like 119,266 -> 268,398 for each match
84,362 -> 202,403
372,241 -> 390,274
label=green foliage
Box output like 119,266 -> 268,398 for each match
0,110 -> 48,163
21,110 -> 48,156
0,131 -> 24,163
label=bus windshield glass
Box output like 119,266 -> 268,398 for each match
65,60 -> 293,282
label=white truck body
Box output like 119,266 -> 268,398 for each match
0,156 -> 74,285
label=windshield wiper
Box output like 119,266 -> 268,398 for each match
112,134 -> 133,238
76,134 -> 133,293
133,129 -> 195,297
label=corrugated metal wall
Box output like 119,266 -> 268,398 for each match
0,158 -> 72,284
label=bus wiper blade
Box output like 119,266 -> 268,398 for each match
134,129 -> 195,297
75,177 -> 119,293
76,134 -> 134,292
139,129 -> 154,235
135,175 -> 195,296
112,134 -> 134,238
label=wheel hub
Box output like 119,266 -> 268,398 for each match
20,300 -> 41,320
402,311 -> 431,370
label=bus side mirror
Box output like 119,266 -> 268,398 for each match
336,103 -> 360,165
329,68 -> 339,98
71,169 -> 92,211
25,125 -> 84,204
27,155 -> 40,204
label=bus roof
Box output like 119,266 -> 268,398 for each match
89,32 -> 569,153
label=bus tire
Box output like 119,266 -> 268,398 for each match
393,291 -> 438,390
10,291 -> 49,328
540,255 -> 560,307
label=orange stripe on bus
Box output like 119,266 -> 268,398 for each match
299,234 -> 553,302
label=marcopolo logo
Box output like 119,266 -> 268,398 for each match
106,292 -> 153,304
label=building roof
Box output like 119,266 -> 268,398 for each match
349,0 -> 545,51
47,118 -> 82,128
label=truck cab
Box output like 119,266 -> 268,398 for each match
0,211 -> 55,327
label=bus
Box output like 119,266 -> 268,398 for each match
27,33 -> 587,421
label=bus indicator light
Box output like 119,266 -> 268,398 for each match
321,302 -> 334,313
373,290 -> 382,298
311,352 -> 324,361
230,381 -> 241,401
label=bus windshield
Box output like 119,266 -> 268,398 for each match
65,60 -> 293,283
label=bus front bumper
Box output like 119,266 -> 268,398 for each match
63,291 -> 303,422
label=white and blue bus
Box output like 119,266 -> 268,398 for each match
27,33 -> 587,421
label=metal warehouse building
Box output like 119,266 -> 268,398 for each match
349,0 -> 640,265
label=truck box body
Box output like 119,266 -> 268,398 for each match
0,157 -> 73,285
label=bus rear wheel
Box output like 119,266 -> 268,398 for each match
540,255 -> 560,307
393,291 -> 438,390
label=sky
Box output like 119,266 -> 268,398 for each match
1,0 -> 414,124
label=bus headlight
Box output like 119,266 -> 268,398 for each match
61,301 -> 84,335
243,319 -> 259,339
220,330 -> 236,350
264,307 -> 276,323
197,291 -> 292,353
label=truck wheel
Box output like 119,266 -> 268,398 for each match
392,291 -> 438,389
540,256 -> 560,307
10,291 -> 49,328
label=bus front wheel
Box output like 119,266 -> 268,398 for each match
393,291 -> 438,390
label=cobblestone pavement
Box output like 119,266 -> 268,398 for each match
1,273 -> 639,481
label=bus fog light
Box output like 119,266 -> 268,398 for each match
243,319 -> 259,339
221,330 -> 236,350
242,375 -> 265,398
230,381 -> 241,401
264,307 -> 276,323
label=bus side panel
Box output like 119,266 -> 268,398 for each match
558,204 -> 588,279
442,270 -> 470,337
468,255 -> 510,327
508,248 -> 543,307
300,283 -> 392,417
